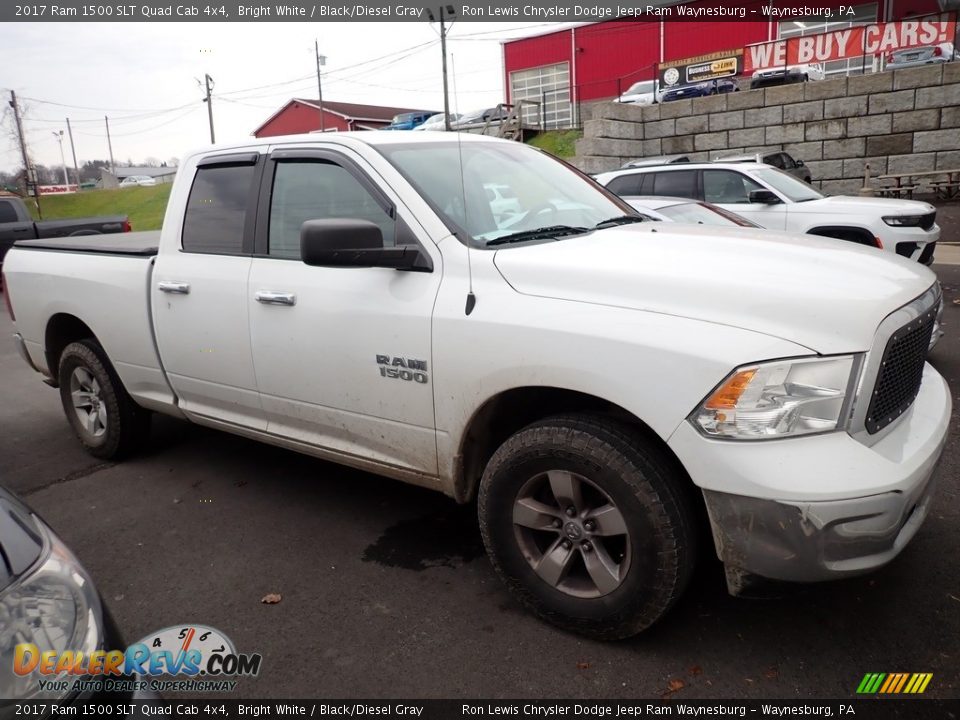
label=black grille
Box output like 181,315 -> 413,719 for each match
895,242 -> 918,258
866,310 -> 937,434
918,242 -> 937,265
919,212 -> 935,231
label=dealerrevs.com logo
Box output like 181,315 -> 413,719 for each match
14,624 -> 262,694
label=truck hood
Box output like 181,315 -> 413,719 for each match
790,195 -> 936,217
492,224 -> 937,354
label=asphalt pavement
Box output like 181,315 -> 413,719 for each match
1,262 -> 958,702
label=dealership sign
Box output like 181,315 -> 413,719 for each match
744,13 -> 957,73
659,49 -> 744,88
38,184 -> 78,195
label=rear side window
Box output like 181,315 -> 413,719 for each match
651,170 -> 696,198
182,164 -> 256,254
0,201 -> 18,223
606,174 -> 643,196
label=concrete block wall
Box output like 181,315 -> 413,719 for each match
572,63 -> 960,195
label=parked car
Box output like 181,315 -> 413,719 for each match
621,154 -> 691,169
119,175 -> 157,187
750,63 -> 825,89
886,42 -> 959,69
452,106 -> 509,129
4,133 -> 950,639
661,78 -> 738,102
412,112 -> 462,131
717,152 -> 812,183
382,111 -> 436,131
0,195 -> 130,276
594,161 -> 939,264
0,483 -> 152,704
622,196 -> 761,227
614,80 -> 661,105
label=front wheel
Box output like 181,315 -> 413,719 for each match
478,414 -> 697,640
58,340 -> 151,459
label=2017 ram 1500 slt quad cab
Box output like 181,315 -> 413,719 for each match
3,133 -> 951,639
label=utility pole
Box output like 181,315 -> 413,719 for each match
104,116 -> 116,177
428,6 -> 456,131
52,131 -> 68,186
66,118 -> 80,190
203,74 -> 216,143
315,40 -> 326,132
8,90 -> 41,214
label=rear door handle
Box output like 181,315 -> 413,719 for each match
255,290 -> 296,306
157,281 -> 190,294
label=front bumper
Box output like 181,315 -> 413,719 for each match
668,363 -> 951,585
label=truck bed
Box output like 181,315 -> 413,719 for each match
14,230 -> 159,256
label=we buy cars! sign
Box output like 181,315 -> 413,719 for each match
744,13 -> 956,73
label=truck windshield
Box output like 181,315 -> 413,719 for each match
376,141 -> 634,247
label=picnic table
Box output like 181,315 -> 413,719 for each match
875,169 -> 960,200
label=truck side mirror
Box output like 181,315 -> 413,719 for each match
748,189 -> 781,205
300,219 -> 431,272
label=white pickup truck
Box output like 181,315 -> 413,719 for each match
3,133 -> 951,639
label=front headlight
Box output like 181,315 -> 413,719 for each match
0,520 -> 104,700
692,355 -> 859,440
882,215 -> 924,226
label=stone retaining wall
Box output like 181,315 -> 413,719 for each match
572,63 -> 960,195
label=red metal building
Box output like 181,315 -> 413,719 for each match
253,99 -> 435,137
502,0 -> 944,126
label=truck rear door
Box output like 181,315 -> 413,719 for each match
246,147 -> 441,475
151,153 -> 267,430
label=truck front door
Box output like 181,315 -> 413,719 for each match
247,148 -> 441,475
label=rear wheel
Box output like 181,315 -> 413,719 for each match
478,414 -> 697,639
58,340 -> 150,459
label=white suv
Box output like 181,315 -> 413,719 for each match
595,162 -> 940,264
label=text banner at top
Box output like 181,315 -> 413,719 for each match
2,0 -> 910,22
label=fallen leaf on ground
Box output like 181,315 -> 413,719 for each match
764,667 -> 779,680
576,662 -> 591,670
688,665 -> 703,676
261,593 -> 282,604
666,678 -> 685,693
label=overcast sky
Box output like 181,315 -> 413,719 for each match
0,21 -> 564,174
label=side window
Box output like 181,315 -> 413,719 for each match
182,164 -> 256,254
651,170 -> 696,198
703,170 -> 763,204
0,201 -> 18,223
606,174 -> 642,196
268,160 -> 395,260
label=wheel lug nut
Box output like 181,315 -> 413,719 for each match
565,506 -> 576,517
551,519 -> 562,529
584,520 -> 596,532
561,539 -> 572,549
581,541 -> 593,552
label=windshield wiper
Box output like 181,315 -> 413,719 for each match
486,225 -> 589,246
593,215 -> 648,229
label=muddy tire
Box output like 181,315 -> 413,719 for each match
58,340 -> 151,460
478,414 -> 696,640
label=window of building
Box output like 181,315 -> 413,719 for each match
510,62 -> 571,130
268,160 -> 395,260
182,164 -> 256,255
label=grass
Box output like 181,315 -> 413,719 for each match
527,129 -> 583,158
25,184 -> 172,231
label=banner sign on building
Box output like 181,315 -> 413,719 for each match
658,49 -> 744,88
744,12 -> 957,73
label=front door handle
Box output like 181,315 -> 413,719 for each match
157,281 -> 190,294
255,290 -> 296,306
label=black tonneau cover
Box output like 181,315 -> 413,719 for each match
14,230 -> 160,256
